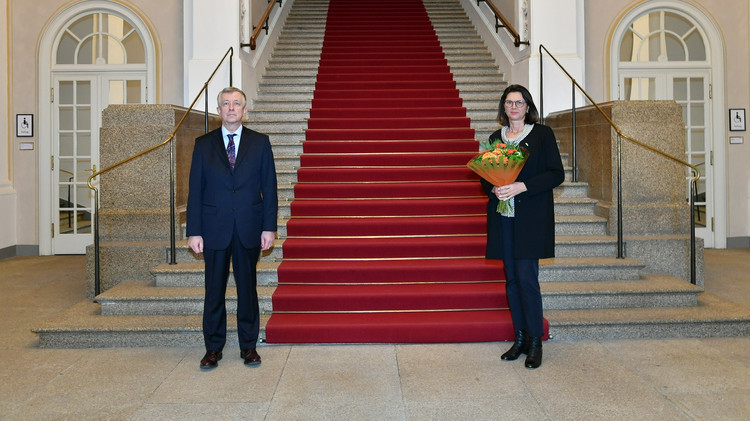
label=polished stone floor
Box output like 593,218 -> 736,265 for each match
1,249 -> 749,420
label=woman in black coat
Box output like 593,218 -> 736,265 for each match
481,84 -> 565,369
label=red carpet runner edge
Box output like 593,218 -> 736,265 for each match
264,0 -> 549,344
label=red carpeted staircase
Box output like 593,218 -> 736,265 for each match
264,0 -> 548,343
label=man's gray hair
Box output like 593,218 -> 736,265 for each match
216,87 -> 247,108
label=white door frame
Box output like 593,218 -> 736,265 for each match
38,1 -> 156,255
609,1 -> 727,249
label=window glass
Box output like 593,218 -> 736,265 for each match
55,13 -> 145,65
126,80 -> 142,104
620,10 -> 705,64
665,34 -> 685,61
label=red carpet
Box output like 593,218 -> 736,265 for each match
264,0 -> 548,343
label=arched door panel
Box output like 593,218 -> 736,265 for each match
40,4 -> 154,254
612,4 -> 723,248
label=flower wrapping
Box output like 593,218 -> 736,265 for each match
467,140 -> 529,214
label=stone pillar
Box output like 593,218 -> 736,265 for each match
183,0 -> 242,111
547,100 -> 704,286
85,104 -> 220,296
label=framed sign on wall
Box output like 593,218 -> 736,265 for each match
729,108 -> 746,131
16,114 -> 33,137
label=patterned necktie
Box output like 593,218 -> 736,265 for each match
227,133 -> 236,169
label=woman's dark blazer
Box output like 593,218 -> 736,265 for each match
481,123 -> 565,260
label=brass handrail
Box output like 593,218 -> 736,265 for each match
242,0 -> 282,50
538,46 -> 700,177
477,0 -> 529,47
87,46 -> 234,296
538,44 -> 700,284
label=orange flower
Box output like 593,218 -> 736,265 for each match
467,139 -> 529,213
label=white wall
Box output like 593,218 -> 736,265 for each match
183,0 -> 291,110
526,0 -> 586,115
0,0 -> 17,253
462,0 -> 585,113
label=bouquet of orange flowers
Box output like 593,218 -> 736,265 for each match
467,139 -> 529,214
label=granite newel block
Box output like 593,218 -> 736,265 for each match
86,104 -> 221,297
547,101 -> 703,285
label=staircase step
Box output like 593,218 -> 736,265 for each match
34,292 -> 750,347
289,197 -> 487,217
292,180 -> 483,199
299,149 -> 477,165
285,215 -> 485,236
555,215 -> 608,236
553,197 -> 599,215
171,234 -> 621,265
281,236 -> 487,259
296,165 -> 476,181
306,116 -> 470,130
272,282 -> 506,312
541,275 -> 702,310
264,310 -> 518,344
539,257 -> 644,282
96,281 -> 275,316
33,300 -> 271,348
152,261 -> 280,287
553,235 -> 619,257
546,293 -> 750,340
171,238 -> 287,261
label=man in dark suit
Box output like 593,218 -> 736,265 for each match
186,87 -> 278,370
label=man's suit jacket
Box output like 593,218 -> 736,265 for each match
186,126 -> 278,251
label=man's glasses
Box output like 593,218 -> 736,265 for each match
504,100 -> 527,108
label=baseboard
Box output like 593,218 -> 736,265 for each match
0,244 -> 39,261
726,237 -> 750,248
0,246 -> 14,260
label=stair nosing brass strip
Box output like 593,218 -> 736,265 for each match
300,152 -> 475,155
286,196 -> 486,201
275,255 -> 486,262
264,307 -> 509,315
293,179 -> 477,184
293,165 -> 470,169
269,280 -> 505,286
283,234 -> 484,239
301,139 -> 474,143
280,213 -> 485,219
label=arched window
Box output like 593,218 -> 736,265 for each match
619,10 -> 706,64
56,12 -> 146,65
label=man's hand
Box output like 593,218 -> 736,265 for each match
188,235 -> 204,254
260,231 -> 275,251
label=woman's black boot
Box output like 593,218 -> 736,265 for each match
524,336 -> 543,369
501,330 -> 529,361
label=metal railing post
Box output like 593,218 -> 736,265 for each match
689,175 -> 697,284
169,134 -> 177,265
539,45 -> 544,124
205,83 -> 210,134
616,133 -> 624,259
93,188 -> 101,295
571,82 -> 577,182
